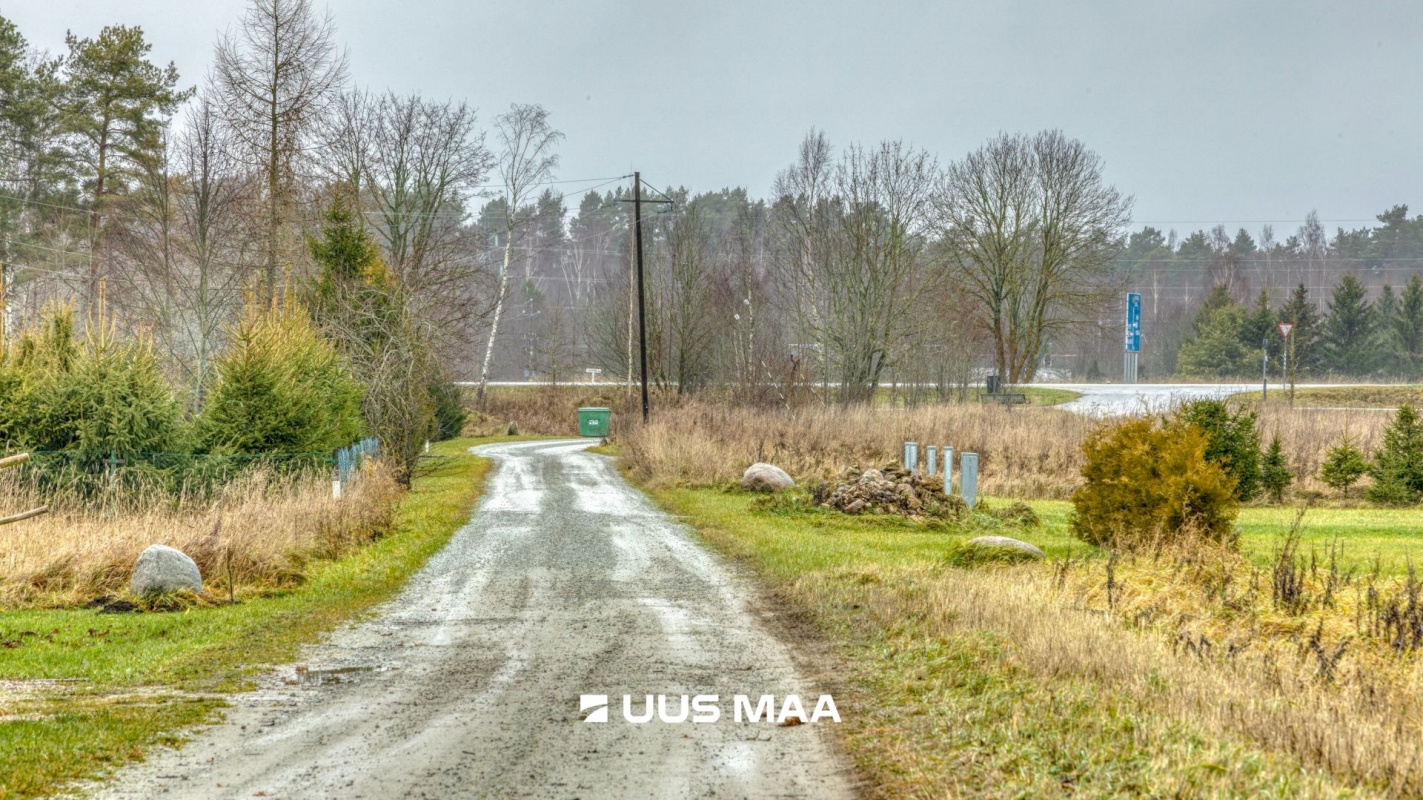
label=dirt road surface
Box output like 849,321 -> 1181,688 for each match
94,439 -> 854,799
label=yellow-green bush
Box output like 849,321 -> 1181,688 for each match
1071,417 -> 1239,548
196,296 -> 365,455
0,306 -> 183,456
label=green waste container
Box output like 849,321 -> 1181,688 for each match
578,407 -> 611,438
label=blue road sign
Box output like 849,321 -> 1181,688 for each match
1125,293 -> 1141,353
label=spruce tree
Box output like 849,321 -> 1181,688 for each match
1321,274 -> 1374,376
1320,434 -> 1368,498
1373,284 -> 1403,377
1241,289 -> 1276,370
1398,275 -> 1423,379
1368,404 -> 1423,505
1278,283 -> 1323,377
1260,435 -> 1292,504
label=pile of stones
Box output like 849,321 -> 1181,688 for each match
818,465 -> 966,519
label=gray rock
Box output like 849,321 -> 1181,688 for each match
965,536 -> 1045,559
741,462 -> 795,492
130,544 -> 203,597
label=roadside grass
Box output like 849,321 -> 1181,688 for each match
1236,385 -> 1423,409
0,437 -> 492,800
656,487 -> 1366,797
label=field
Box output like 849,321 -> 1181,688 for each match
0,438 -> 492,799
654,486 -> 1423,797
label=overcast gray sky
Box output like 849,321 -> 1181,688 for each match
9,1 -> 1422,236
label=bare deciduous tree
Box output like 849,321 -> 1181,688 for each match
214,0 -> 348,298
776,136 -> 937,405
937,130 -> 1132,384
364,92 -> 492,346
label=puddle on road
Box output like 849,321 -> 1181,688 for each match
290,665 -> 379,687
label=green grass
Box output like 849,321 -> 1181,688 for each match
653,487 -> 1355,796
0,437 -> 493,799
1002,496 -> 1423,576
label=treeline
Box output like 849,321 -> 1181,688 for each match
0,208 -> 464,495
1106,208 -> 1423,379
0,1 -> 497,463
1175,274 -> 1423,380
6,2 -> 1423,409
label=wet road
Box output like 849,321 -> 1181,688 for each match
96,439 -> 854,799
1047,382 -> 1363,415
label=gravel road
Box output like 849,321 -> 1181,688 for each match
95,439 -> 854,799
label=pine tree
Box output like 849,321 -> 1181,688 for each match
1368,404 -> 1423,505
1260,435 -> 1292,504
1321,274 -> 1375,376
61,25 -> 192,299
1320,434 -> 1368,498
1278,283 -> 1322,377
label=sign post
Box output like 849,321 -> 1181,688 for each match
1278,322 -> 1295,406
1123,292 -> 1141,384
1261,337 -> 1269,402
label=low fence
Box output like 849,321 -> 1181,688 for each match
333,437 -> 381,498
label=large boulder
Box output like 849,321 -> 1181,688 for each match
964,536 -> 1045,560
130,544 -> 203,597
742,462 -> 795,493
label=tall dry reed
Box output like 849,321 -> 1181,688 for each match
0,464 -> 400,608
616,400 -> 1399,499
807,545 -> 1423,796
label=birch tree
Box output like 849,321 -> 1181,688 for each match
475,103 -> 561,405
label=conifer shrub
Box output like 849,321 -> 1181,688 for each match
197,296 -> 365,456
1071,417 -> 1239,549
3,306 -> 183,458
1260,435 -> 1293,503
1172,399 -> 1262,501
1367,404 -> 1423,505
1320,434 -> 1368,498
430,380 -> 467,441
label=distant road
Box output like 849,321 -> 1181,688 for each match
1043,383 -> 1360,416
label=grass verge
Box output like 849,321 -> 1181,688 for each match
1235,385 -> 1423,409
654,487 -> 1380,797
0,437 -> 493,799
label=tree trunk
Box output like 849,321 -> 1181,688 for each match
476,236 -> 514,406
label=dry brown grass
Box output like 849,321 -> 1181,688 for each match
795,545 -> 1423,796
614,399 -> 1401,502
0,464 -> 400,608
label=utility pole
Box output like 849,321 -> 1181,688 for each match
618,173 -> 673,424
633,173 -> 649,423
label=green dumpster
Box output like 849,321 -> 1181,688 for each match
578,407 -> 611,438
